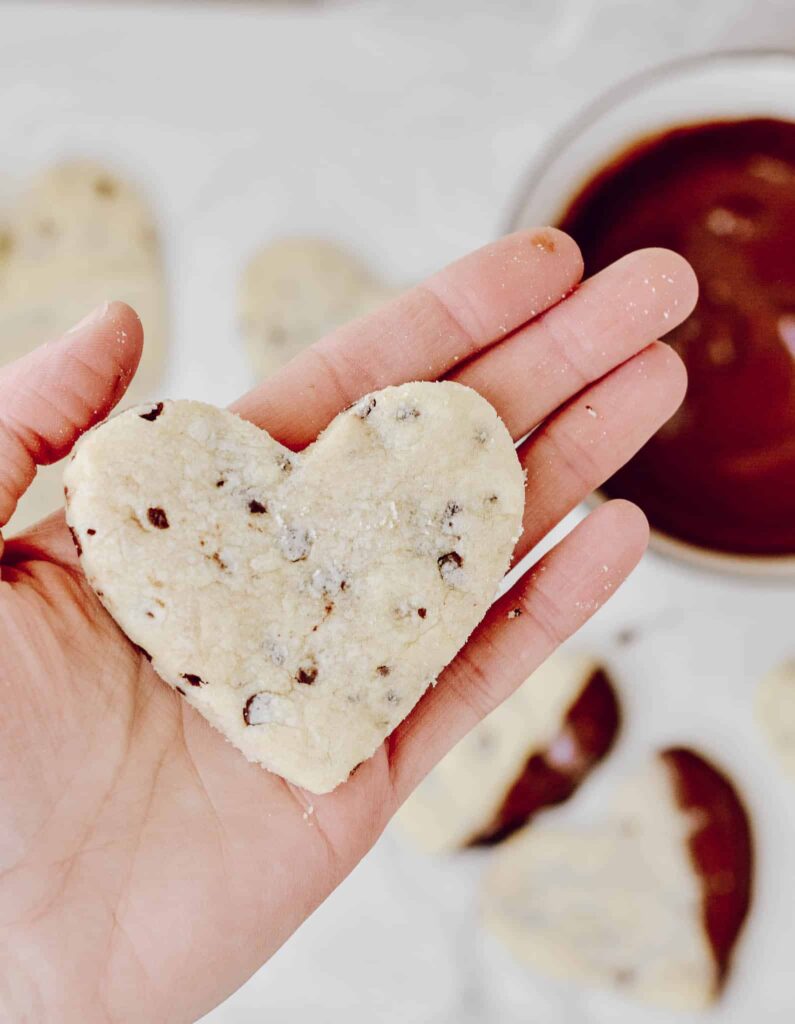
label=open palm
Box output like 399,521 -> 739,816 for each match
0,230 -> 696,1023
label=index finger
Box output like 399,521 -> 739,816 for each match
232,228 -> 583,446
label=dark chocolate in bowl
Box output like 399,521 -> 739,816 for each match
557,118 -> 795,559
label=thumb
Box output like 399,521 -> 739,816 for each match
0,301 -> 144,534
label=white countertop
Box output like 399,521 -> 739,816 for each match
1,2 -> 793,1021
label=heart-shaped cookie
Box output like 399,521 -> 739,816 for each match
483,748 -> 752,1009
1,160 -> 167,530
395,652 -> 620,852
64,382 -> 524,793
0,159 -> 166,392
239,238 -> 396,379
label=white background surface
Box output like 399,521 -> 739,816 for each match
1,1 -> 794,1021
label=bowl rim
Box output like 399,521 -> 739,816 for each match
505,47 -> 795,236
507,47 -> 795,579
583,493 -> 795,580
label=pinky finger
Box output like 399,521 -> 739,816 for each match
387,499 -> 649,804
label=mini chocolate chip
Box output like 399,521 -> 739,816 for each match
442,500 -> 463,533
279,526 -> 313,562
147,507 -> 169,529
340,580 -> 348,591
418,607 -> 427,618
145,611 -> 154,619
353,396 -> 377,418
438,551 -> 465,586
296,664 -> 318,685
507,607 -> 522,619
181,673 -> 206,687
68,526 -> 82,556
396,404 -> 421,420
211,552 -> 227,570
244,688 -> 288,729
486,494 -> 499,504
324,602 -> 334,616
243,694 -> 258,725
376,665 -> 391,676
96,590 -> 104,598
216,479 -> 226,488
248,499 -> 268,514
87,528 -> 96,536
310,566 -> 347,597
139,402 -> 164,422
176,686 -> 186,696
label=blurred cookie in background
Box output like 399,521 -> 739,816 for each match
482,747 -> 752,1010
1,161 -> 167,531
756,659 -> 795,781
239,237 -> 396,379
0,160 -> 166,389
394,653 -> 620,853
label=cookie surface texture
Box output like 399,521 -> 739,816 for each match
64,383 -> 524,793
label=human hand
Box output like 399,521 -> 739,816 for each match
0,230 -> 696,1023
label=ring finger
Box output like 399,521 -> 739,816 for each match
512,339 -> 686,565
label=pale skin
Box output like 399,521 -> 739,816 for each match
0,229 -> 697,1023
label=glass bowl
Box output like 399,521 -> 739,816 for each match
509,49 -> 795,578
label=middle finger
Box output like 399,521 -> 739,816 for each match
451,247 -> 698,440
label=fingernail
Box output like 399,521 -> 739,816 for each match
66,301 -> 110,335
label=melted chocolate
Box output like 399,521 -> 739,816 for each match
662,747 -> 753,984
470,668 -> 620,847
559,118 -> 795,555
